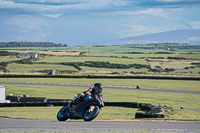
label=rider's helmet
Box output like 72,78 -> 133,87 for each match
94,83 -> 103,93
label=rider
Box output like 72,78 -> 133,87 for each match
69,83 -> 104,107
86,83 -> 103,100
136,84 -> 140,89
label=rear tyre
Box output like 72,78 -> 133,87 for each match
57,106 -> 70,121
83,106 -> 100,121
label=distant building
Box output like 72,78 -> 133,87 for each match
49,70 -> 56,75
17,53 -> 38,58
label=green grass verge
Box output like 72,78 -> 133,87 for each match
3,84 -> 199,110
0,106 -> 138,121
0,78 -> 199,91
1,106 -> 199,121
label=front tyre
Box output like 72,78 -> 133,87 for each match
57,106 -> 70,121
83,106 -> 100,121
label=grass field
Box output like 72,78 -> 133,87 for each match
175,54 -> 200,60
174,67 -> 200,73
0,106 -> 139,120
0,46 -> 171,53
1,49 -> 200,76
7,50 -> 80,56
4,55 -> 200,75
0,56 -> 21,62
0,78 -> 200,121
148,59 -> 198,69
7,64 -> 77,73
85,53 -> 175,59
34,56 -> 148,65
80,66 -> 149,74
1,78 -> 200,91
1,106 -> 199,121
1,45 -> 200,53
2,82 -> 200,109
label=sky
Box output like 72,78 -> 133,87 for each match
0,0 -> 200,46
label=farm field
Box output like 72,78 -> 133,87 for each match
80,66 -> 149,74
7,50 -> 80,56
0,46 -> 170,53
174,67 -> 200,73
6,64 -> 77,73
85,53 -> 175,58
1,50 -> 200,77
0,78 -> 200,121
0,43 -> 200,77
1,44 -> 200,54
148,59 -> 199,69
175,54 -> 200,60
34,56 -> 148,65
0,56 -> 21,62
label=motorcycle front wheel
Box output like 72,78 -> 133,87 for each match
83,106 -> 100,121
57,106 -> 70,121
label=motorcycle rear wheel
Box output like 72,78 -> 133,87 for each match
83,106 -> 100,121
57,106 -> 70,121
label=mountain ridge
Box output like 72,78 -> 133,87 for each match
100,29 -> 200,45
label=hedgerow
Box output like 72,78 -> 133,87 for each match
62,61 -> 150,70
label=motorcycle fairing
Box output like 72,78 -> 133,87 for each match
75,99 -> 97,117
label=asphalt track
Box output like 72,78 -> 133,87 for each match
0,81 -> 200,95
0,118 -> 200,132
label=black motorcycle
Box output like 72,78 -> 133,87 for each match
136,85 -> 140,89
57,94 -> 104,122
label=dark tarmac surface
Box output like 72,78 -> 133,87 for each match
0,82 -> 200,95
0,118 -> 200,132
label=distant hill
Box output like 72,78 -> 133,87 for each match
101,29 -> 200,45
0,41 -> 68,47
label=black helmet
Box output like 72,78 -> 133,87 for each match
94,83 -> 103,93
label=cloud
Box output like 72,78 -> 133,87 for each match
7,15 -> 51,30
0,0 -> 129,12
5,15 -> 51,42
40,13 -> 63,18
141,0 -> 200,6
190,21 -> 200,29
92,8 -> 168,18
115,14 -> 193,38
158,0 -> 181,1
0,0 -> 199,18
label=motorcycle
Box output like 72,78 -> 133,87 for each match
57,93 -> 104,122
136,85 -> 140,89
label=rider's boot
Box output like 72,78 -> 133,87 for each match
68,100 -> 75,107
